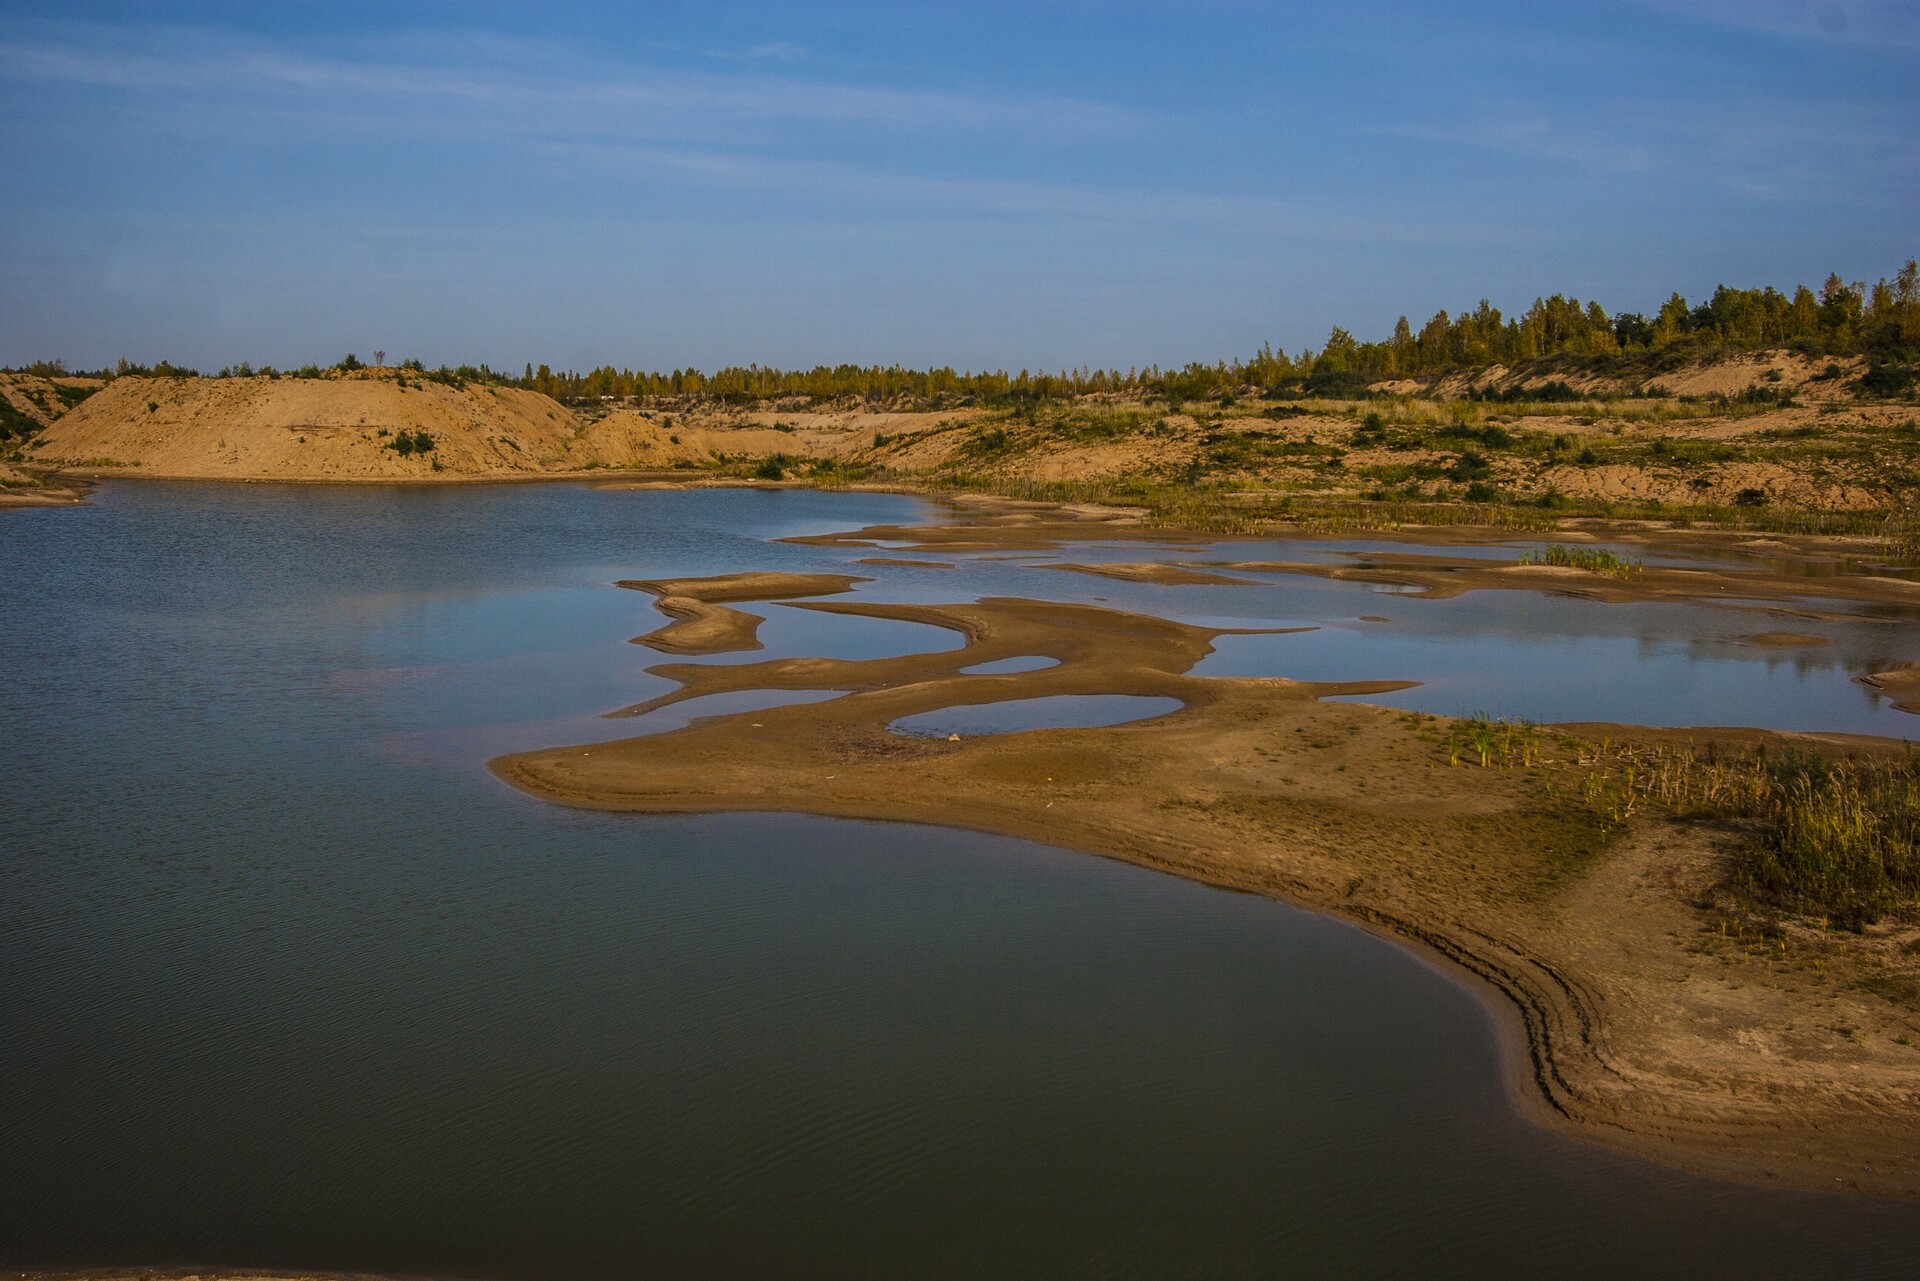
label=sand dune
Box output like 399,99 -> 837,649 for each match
22,372 -> 812,481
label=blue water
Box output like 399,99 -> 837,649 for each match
959,654 -> 1062,675
5,481 -> 1919,1280
890,694 -> 1185,737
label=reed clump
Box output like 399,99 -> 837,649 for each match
1740,755 -> 1920,930
1574,740 -> 1920,930
1443,715 -> 1546,768
1516,544 -> 1643,578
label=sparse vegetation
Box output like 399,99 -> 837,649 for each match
1573,741 -> 1920,931
1516,545 -> 1643,579
386,430 -> 435,456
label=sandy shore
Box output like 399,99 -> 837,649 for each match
493,519 -> 1920,1202
1859,663 -> 1920,713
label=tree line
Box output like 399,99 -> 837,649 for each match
10,259 -> 1914,405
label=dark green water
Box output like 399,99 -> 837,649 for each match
5,482 -> 1919,1280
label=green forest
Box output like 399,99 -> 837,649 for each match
17,259 -> 1917,406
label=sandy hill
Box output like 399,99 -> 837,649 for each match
22,372 -> 954,482
1,372 -> 103,433
1405,350 -> 1863,401
24,373 -> 811,481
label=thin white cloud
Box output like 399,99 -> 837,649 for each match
0,23 -> 1149,141
1619,0 -> 1920,45
1374,91 -> 1918,197
704,41 -> 809,62
539,140 -> 1518,246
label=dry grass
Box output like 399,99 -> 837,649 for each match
1570,739 -> 1920,929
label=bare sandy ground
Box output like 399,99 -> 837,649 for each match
1035,561 -> 1261,586
1859,663 -> 1920,713
1410,351 -> 1862,401
21,374 -> 814,481
494,530 -> 1920,1202
11,351 -> 1912,522
0,461 -> 85,506
617,572 -> 868,655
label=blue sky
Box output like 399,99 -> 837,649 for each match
1,0 -> 1915,371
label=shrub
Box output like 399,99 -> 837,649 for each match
1856,360 -> 1916,399
0,397 -> 38,441
965,426 -> 1013,457
1302,369 -> 1371,398
755,455 -> 788,480
383,430 -> 433,456
1438,423 -> 1513,448
1448,450 -> 1491,482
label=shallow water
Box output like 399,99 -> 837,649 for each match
890,694 -> 1184,737
858,533 -> 1919,736
5,481 -> 1920,1280
959,654 -> 1061,675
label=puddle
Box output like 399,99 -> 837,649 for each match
690,604 -> 967,665
626,688 -> 848,733
960,655 -> 1061,675
890,695 -> 1184,738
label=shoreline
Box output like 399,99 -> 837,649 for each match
16,473 -> 1920,1201
19,467 -> 1919,565
490,542 -> 1920,1202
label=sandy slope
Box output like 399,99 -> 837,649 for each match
22,374 -> 814,481
20,374 -> 948,483
1412,351 -> 1862,400
9,352 -> 1905,515
0,372 -> 102,430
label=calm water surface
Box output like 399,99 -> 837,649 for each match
5,482 -> 1920,1280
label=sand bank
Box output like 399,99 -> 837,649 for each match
1036,561 -> 1260,586
495,564 -> 1920,1202
616,572 -> 870,656
1859,664 -> 1920,714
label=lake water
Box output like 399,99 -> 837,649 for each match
890,694 -> 1185,738
5,481 -> 1919,1280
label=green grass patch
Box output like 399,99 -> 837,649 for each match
1516,544 -> 1643,578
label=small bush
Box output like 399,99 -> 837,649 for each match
0,397 -> 38,441
1448,450 -> 1491,482
1301,369 -> 1371,398
383,430 -> 434,456
966,426 -> 1013,457
1857,361 -> 1916,399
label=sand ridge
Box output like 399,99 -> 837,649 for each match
616,572 -> 870,656
1858,664 -> 1920,714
